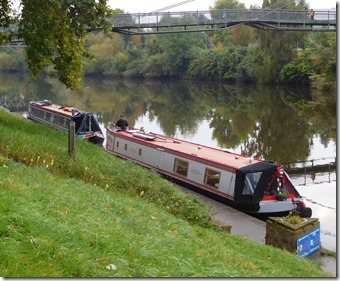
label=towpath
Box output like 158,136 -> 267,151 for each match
175,185 -> 337,277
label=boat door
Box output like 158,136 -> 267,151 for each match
156,147 -> 165,170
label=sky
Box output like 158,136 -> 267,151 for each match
108,0 -> 337,13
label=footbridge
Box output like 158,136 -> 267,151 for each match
0,97 -> 29,112
3,8 -> 336,47
110,8 -> 336,35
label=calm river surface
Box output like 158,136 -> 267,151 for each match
0,74 -> 336,252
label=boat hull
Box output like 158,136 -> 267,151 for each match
27,100 -> 104,145
106,128 -> 311,218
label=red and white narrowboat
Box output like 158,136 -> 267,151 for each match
106,127 -> 312,218
27,100 -> 104,145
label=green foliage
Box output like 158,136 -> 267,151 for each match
212,0 -> 246,9
253,0 -> 308,83
188,46 -> 243,80
0,0 -> 114,92
279,56 -> 311,84
236,45 -> 261,81
0,48 -> 28,73
124,43 -> 147,77
0,51 -> 16,71
83,32 -> 125,75
303,32 -> 336,91
157,33 -> 201,76
282,211 -> 304,225
0,0 -> 17,45
254,30 -> 302,83
262,0 -> 308,9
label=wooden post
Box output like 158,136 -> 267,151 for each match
68,121 -> 75,160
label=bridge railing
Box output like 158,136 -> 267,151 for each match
110,8 -> 336,32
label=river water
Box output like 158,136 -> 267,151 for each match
0,74 -> 336,252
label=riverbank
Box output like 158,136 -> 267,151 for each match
175,184 -> 337,277
0,108 -> 330,277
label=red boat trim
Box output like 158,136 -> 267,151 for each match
110,130 -> 238,173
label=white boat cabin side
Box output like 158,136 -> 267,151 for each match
106,128 -> 261,201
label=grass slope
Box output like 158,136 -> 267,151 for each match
0,108 -> 328,277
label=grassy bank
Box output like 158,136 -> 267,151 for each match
0,108 -> 329,277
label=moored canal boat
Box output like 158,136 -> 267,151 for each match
28,100 -> 104,145
106,127 -> 312,218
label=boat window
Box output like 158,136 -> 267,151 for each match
139,148 -> 142,156
124,144 -> 128,151
56,116 -> 67,129
243,172 -> 262,195
116,141 -> 119,148
204,168 -> 220,189
173,158 -> 189,177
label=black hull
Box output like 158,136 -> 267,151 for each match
88,136 -> 105,146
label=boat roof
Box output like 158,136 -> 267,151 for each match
110,128 -> 264,170
29,100 -> 83,118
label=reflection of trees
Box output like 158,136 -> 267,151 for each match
249,86 -> 311,164
208,83 -> 256,149
1,74 -> 335,164
207,84 -> 312,164
79,78 -> 153,128
0,73 -> 59,102
146,80 -> 208,136
280,87 -> 336,146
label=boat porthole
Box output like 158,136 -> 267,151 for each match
125,144 -> 128,151
116,141 -> 119,148
139,148 -> 142,156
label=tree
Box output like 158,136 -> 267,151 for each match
304,32 -> 336,91
209,0 -> 256,52
252,0 -> 308,83
149,32 -> 202,77
0,0 -> 113,92
210,0 -> 245,10
83,32 -> 125,76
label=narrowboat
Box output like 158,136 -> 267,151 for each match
27,100 -> 104,145
106,127 -> 312,219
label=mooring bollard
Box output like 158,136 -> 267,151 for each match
68,120 -> 75,160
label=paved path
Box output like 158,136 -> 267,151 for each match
175,185 -> 337,277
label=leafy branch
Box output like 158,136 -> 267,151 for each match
1,0 -> 113,92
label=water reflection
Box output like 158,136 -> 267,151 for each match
0,74 -> 336,167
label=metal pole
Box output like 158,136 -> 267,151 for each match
68,121 -> 75,160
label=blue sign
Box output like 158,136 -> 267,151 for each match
296,227 -> 320,257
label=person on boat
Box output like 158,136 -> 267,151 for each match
115,115 -> 129,130
309,9 -> 314,20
